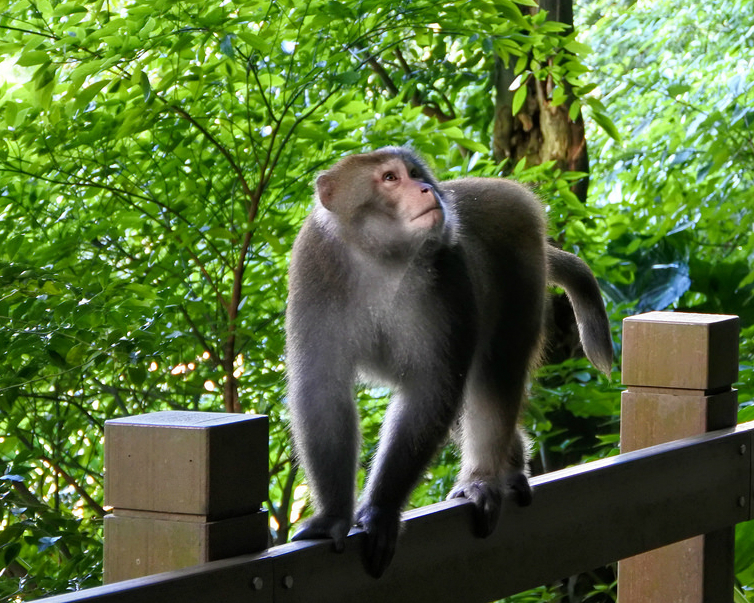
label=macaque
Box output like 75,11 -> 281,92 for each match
285,147 -> 612,578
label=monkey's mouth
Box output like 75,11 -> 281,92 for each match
412,204 -> 443,222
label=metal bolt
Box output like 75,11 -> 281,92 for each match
282,575 -> 294,589
250,577 -> 264,591
740,444 -> 747,455
738,496 -> 746,508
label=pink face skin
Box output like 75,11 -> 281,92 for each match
373,159 -> 443,232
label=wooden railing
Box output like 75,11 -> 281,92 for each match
39,312 -> 747,603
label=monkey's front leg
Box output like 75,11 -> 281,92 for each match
287,364 -> 360,553
356,386 -> 462,578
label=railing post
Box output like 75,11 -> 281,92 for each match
618,312 -> 740,603
103,411 -> 269,583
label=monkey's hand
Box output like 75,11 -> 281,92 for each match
449,474 -> 532,538
355,504 -> 400,579
291,515 -> 351,553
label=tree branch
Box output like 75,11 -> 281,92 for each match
179,306 -> 223,367
15,432 -> 106,517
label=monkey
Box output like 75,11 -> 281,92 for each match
285,147 -> 612,578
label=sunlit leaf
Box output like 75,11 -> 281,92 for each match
512,84 -> 527,115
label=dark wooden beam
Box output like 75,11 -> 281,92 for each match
42,422 -> 754,603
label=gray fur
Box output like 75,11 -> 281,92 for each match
286,149 -> 613,577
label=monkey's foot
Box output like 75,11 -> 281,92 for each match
505,471 -> 533,507
448,480 -> 503,537
291,515 -> 351,553
355,504 -> 400,579
449,473 -> 533,537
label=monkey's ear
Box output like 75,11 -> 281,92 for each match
316,174 -> 336,210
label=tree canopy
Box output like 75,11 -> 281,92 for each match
0,0 -> 753,600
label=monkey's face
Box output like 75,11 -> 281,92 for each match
316,154 -> 448,260
371,158 -> 444,233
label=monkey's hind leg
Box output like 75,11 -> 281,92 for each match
448,371 -> 532,537
291,515 -> 353,552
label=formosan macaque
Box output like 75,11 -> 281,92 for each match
285,147 -> 612,578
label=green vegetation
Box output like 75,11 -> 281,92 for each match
0,0 -> 752,600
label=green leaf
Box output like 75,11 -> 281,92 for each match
140,71 -> 152,103
125,284 -> 157,300
334,71 -> 360,85
65,344 -> 90,366
16,51 -> 50,67
590,109 -> 621,142
667,83 -> 691,97
551,86 -> 567,107
128,365 -> 147,386
512,85 -> 527,115
2,542 -> 21,566
456,139 -> 488,154
576,83 -> 598,96
42,281 -> 63,295
53,3 -> 87,17
495,1 -> 528,27
37,78 -> 55,110
568,100 -> 581,121
220,34 -> 235,58
70,57 -> 120,87
74,80 -> 110,109
564,40 -> 592,57
206,227 -> 236,241
5,102 -> 18,128
738,270 -> 754,289
440,126 -> 465,139
261,232 -> 286,254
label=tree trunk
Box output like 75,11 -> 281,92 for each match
492,0 -> 590,365
492,0 -> 589,202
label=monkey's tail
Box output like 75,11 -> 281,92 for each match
546,246 -> 613,376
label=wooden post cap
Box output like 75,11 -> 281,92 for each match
104,411 -> 268,518
622,312 -> 739,391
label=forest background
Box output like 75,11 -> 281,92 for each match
1,0 -> 753,600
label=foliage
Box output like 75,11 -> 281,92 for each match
0,474 -> 101,599
1,0 -> 752,598
0,0 -> 607,598
576,0 -> 754,324
577,0 -> 754,592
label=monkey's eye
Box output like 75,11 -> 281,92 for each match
383,171 -> 397,182
409,168 -> 420,179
